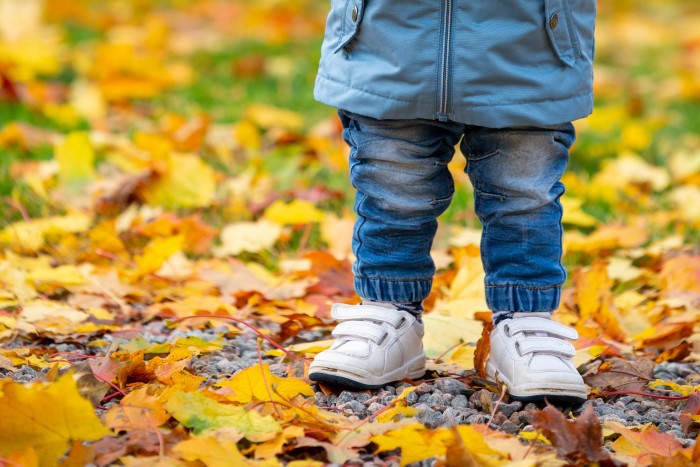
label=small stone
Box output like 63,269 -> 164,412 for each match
418,393 -> 432,404
395,383 -> 413,394
337,391 -> 355,404
427,393 -> 446,406
451,395 -> 469,409
501,420 -> 520,434
416,409 -> 444,429
489,412 -> 508,427
383,386 -> 397,395
667,430 -> 685,440
468,389 -> 495,410
414,383 -> 433,395
338,400 -> 367,416
466,413 -> 487,425
367,402 -> 385,414
646,409 -> 663,422
641,401 -> 661,412
405,391 -> 419,405
496,401 -> 522,419
355,393 -> 371,404
442,407 -> 459,426
600,415 -> 626,425
435,378 -> 468,395
379,395 -> 396,406
657,422 -> 672,432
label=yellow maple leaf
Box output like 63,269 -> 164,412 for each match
141,153 -> 216,209
263,199 -> 324,225
54,132 -> 96,191
214,220 -> 282,256
0,373 -> 111,465
648,379 -> 700,396
216,363 -> 314,403
174,434 -> 252,467
134,235 -> 184,277
0,213 -> 91,252
561,195 -> 598,227
244,104 -> 303,131
371,423 -> 453,466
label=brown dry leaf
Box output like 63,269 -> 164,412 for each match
584,357 -> 654,393
473,319 -> 493,379
654,341 -> 692,363
531,405 -> 622,466
680,393 -> 700,435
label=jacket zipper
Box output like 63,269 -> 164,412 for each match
437,0 -> 453,122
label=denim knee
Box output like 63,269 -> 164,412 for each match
461,124 -> 575,312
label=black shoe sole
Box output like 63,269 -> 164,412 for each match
308,372 -> 389,390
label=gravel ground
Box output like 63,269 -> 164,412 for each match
2,324 -> 698,464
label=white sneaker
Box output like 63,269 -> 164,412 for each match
486,313 -> 588,403
309,303 -> 426,389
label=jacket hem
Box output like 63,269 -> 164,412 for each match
315,74 -> 593,128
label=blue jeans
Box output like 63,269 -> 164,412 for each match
339,110 -> 575,313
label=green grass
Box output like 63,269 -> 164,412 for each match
156,39 -> 333,125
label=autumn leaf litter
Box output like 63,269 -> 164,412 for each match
1,0 -> 700,466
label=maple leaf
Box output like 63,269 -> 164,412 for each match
584,357 -> 654,393
573,260 -> 626,342
214,220 -> 282,256
371,423 -> 453,466
0,373 -> 111,465
680,393 -> 700,435
531,405 -> 623,466
608,423 -> 687,465
164,390 -> 282,442
173,434 -> 252,466
215,363 -> 314,403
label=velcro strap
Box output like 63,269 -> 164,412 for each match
332,321 -> 387,344
504,317 -> 578,340
516,337 -> 576,357
331,303 -> 404,327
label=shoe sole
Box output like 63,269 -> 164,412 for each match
309,355 -> 426,390
486,362 -> 588,405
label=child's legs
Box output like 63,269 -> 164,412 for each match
339,110 -> 464,303
461,124 -> 575,313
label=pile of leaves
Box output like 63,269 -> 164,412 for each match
0,0 -> 699,465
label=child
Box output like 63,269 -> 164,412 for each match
308,0 -> 595,402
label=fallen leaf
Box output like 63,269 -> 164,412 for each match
531,405 -> 621,465
584,357 -> 654,393
215,363 -> 314,403
0,373 -> 111,465
165,390 -> 282,442
680,393 -> 700,435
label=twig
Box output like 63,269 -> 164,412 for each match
522,427 -> 543,459
594,390 -> 694,400
171,314 -> 300,361
433,341 -> 463,363
4,198 -> 31,222
486,385 -> 507,429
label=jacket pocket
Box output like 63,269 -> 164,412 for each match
544,0 -> 581,67
333,0 -> 366,53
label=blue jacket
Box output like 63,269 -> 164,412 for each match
314,0 -> 596,128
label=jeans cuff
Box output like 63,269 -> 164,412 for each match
485,284 -> 561,312
355,276 -> 433,303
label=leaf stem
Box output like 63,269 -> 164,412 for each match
171,314 -> 300,361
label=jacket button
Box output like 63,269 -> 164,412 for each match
351,5 -> 358,22
549,13 -> 559,29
